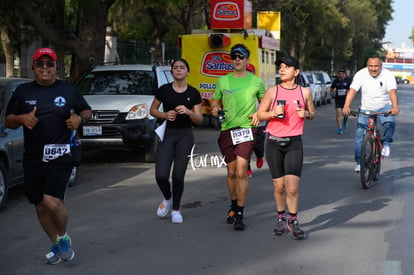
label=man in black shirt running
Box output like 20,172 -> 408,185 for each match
6,47 -> 91,265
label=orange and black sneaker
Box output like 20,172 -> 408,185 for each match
226,208 -> 236,224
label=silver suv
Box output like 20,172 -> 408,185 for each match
76,64 -> 173,162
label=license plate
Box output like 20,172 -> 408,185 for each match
83,126 -> 102,136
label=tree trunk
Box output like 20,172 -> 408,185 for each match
16,0 -> 116,83
0,27 -> 15,77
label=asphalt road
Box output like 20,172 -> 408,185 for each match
1,85 -> 413,275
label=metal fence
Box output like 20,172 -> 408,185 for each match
0,41 -> 182,77
116,40 -> 181,64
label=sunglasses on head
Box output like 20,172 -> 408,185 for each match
230,53 -> 246,60
35,61 -> 56,68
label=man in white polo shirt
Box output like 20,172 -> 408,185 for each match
343,55 -> 399,173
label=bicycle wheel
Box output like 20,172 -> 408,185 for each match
373,137 -> 382,181
360,134 -> 374,189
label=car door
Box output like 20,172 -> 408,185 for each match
5,82 -> 25,183
0,81 -> 25,188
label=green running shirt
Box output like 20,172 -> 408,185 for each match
214,73 -> 265,130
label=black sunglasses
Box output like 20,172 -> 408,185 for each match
35,61 -> 56,68
230,54 -> 246,60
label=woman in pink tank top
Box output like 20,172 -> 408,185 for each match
257,56 -> 315,240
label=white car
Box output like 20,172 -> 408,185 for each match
309,71 -> 332,105
76,64 -> 173,162
302,71 -> 322,106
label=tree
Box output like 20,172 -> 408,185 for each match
0,0 -> 29,77
1,0 -> 116,82
0,0 -> 395,79
109,0 -> 207,62
0,27 -> 14,77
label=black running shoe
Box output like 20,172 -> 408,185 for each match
227,208 -> 236,224
273,218 -> 287,236
233,212 -> 245,231
287,219 -> 305,239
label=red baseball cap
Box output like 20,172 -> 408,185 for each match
32,48 -> 57,61
246,64 -> 256,73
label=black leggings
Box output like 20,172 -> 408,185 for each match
155,127 -> 194,210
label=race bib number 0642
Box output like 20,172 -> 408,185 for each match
42,144 -> 70,162
230,128 -> 253,145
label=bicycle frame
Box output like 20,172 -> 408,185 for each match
351,110 -> 390,189
366,115 -> 383,164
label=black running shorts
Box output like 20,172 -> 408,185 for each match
23,154 -> 73,203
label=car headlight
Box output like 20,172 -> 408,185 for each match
126,104 -> 148,120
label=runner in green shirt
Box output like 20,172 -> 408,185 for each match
211,43 -> 265,231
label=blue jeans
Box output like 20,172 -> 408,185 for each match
354,104 -> 395,164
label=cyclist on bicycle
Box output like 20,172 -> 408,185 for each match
343,55 -> 399,173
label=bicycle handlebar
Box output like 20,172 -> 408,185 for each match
350,110 -> 392,117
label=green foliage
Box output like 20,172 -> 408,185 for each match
0,0 -> 395,77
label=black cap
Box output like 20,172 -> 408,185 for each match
338,69 -> 345,73
275,56 -> 299,69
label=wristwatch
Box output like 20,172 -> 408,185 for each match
79,114 -> 86,123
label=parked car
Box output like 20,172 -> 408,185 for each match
395,76 -> 409,84
76,64 -> 174,162
0,77 -> 79,211
0,77 -> 28,210
298,73 -> 310,88
302,71 -> 322,106
312,71 -> 332,105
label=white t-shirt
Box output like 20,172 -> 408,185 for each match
350,67 -> 396,110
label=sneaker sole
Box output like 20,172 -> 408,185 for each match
157,206 -> 170,218
62,250 -> 75,262
290,234 -> 305,240
234,224 -> 245,231
287,226 -> 305,240
273,230 -> 287,236
45,258 -> 62,265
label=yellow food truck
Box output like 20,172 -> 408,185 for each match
178,0 -> 280,116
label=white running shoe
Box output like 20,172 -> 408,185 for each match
171,210 -> 183,224
381,146 -> 390,157
156,198 -> 171,218
354,164 -> 360,173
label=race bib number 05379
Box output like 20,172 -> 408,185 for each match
230,128 -> 253,145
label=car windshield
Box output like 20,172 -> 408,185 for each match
78,70 -> 156,95
314,73 -> 324,83
304,73 -> 314,84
